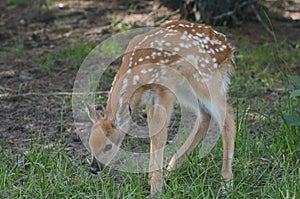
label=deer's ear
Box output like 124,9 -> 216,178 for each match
85,103 -> 102,124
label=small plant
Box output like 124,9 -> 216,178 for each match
6,0 -> 28,7
40,44 -> 94,73
99,39 -> 124,56
284,75 -> 300,127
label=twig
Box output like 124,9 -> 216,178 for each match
155,9 -> 180,26
0,91 -> 109,99
141,10 -> 158,24
140,3 -> 162,23
250,4 -> 275,37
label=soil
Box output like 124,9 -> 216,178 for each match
0,0 -> 299,163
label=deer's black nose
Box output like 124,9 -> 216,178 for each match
90,156 -> 105,175
90,165 -> 101,175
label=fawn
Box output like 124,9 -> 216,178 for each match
86,20 -> 236,196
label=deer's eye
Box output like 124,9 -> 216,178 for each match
103,144 -> 112,153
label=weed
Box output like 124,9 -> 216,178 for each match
39,44 -> 94,73
6,0 -> 28,7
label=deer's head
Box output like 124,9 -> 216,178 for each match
86,104 -> 125,173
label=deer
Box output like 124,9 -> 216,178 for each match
86,20 -> 236,196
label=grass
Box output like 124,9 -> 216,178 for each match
5,0 -> 28,7
39,44 -> 94,73
1,30 -> 300,198
5,0 -> 57,7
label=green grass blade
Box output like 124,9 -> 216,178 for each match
284,115 -> 300,127
290,89 -> 300,99
288,75 -> 300,89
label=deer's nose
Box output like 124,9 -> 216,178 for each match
90,156 -> 104,175
90,165 -> 102,175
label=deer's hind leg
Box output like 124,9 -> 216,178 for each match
202,100 -> 235,183
167,110 -> 211,171
220,106 -> 235,182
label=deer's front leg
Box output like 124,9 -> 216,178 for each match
149,130 -> 167,194
147,91 -> 176,195
147,102 -> 168,195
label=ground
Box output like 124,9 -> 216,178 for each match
0,0 -> 299,197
